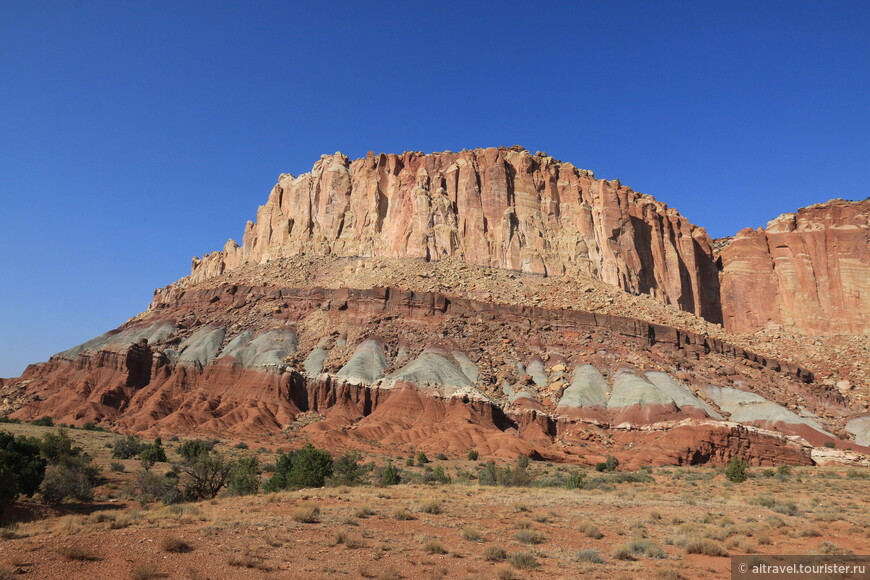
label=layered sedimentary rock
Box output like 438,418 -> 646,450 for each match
10,282 -> 866,466
190,147 -> 722,322
719,198 -> 870,335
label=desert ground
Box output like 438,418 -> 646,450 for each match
1,423 -> 867,580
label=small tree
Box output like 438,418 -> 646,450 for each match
263,444 -> 333,492
725,457 -> 748,483
376,462 -> 400,486
330,451 -> 365,486
225,457 -> 261,496
178,439 -> 214,462
467,450 -> 479,461
595,455 -> 619,473
179,451 -> 231,500
138,438 -> 167,467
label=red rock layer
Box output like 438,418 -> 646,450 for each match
719,199 -> 869,335
189,147 -> 722,322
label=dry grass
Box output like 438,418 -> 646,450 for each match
419,499 -> 442,514
483,545 -> 507,562
58,545 -> 99,561
130,565 -> 162,580
291,503 -> 320,523
161,535 -> 193,553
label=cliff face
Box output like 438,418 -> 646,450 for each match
191,147 -> 722,323
719,199 -> 870,335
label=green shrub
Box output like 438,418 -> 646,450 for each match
40,464 -> 93,503
136,469 -> 182,504
263,444 -> 333,492
823,441 -> 836,449
112,435 -> 144,459
177,439 -> 215,462
138,438 -> 167,466
416,452 -> 430,465
467,450 -> 479,461
330,451 -> 365,486
31,416 -> 54,427
225,457 -> 261,496
179,451 -> 231,500
0,430 -> 46,506
725,457 -> 748,483
595,455 -> 619,472
375,462 -> 400,486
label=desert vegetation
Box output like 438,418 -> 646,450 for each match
0,421 -> 868,579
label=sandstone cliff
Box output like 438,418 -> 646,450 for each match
190,147 -> 722,323
719,199 -> 869,335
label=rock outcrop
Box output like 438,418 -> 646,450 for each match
190,147 -> 722,323
719,198 -> 869,335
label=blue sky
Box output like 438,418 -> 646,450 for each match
1,1 -> 867,377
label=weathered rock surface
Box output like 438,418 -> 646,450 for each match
719,198 -> 870,335
190,147 -> 722,322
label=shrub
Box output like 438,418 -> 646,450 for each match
467,450 -> 479,461
612,544 -> 634,560
375,462 -> 400,486
422,466 -> 451,484
263,444 -> 333,492
0,430 -> 46,506
434,453 -> 448,461
110,461 -> 125,473
425,540 -> 446,554
292,503 -> 320,523
823,441 -> 836,449
725,457 -> 748,483
566,471 -> 586,489
179,451 -> 231,500
40,464 -> 94,504
391,507 -> 413,520
483,546 -> 507,562
461,527 -> 482,541
509,552 -> 538,570
177,439 -> 215,462
684,537 -> 728,556
514,529 -> 545,544
595,455 -> 619,472
161,535 -> 193,553
419,499 -> 442,514
416,452 -> 430,465
31,416 -> 54,427
578,520 -> 604,539
225,457 -> 261,496
58,545 -> 98,561
233,442 -> 249,450
576,548 -> 604,563
516,454 -> 530,469
138,438 -> 167,466
136,469 -> 182,504
112,435 -> 144,459
330,451 -> 365,486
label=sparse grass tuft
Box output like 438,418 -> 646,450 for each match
425,540 -> 447,554
162,535 -> 193,553
391,507 -> 414,520
354,504 -> 375,518
292,503 -> 320,523
59,545 -> 98,561
684,537 -> 728,556
578,520 -> 604,539
461,526 -> 482,541
509,551 -> 538,570
576,548 -> 604,563
514,529 -> 545,544
483,545 -> 507,562
419,499 -> 442,514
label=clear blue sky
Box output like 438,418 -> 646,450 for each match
1,1 -> 868,377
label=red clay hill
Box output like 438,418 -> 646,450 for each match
3,147 -> 868,467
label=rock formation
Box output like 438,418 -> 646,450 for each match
3,148 -> 869,467
719,198 -> 869,335
190,147 -> 722,323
